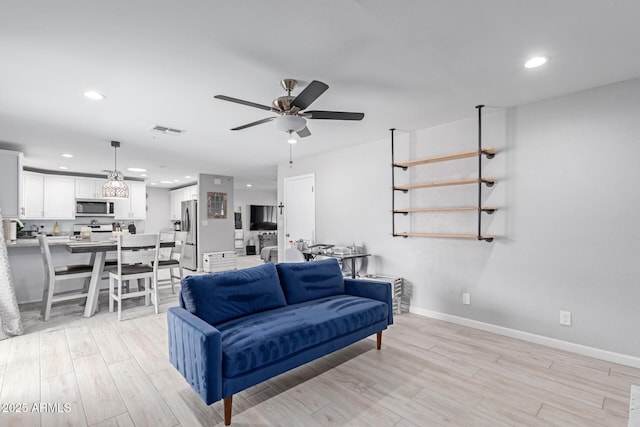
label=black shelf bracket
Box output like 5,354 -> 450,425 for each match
481,150 -> 496,159
391,128 -> 397,237
476,105 -> 493,242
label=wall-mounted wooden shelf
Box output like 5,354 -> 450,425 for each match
393,148 -> 496,169
394,207 -> 496,214
394,232 -> 494,242
394,178 -> 495,192
390,105 -> 497,241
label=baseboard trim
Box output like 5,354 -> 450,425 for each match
409,306 -> 640,369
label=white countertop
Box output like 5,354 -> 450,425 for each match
5,237 -> 73,248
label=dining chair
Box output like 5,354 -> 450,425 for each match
108,233 -> 160,321
155,230 -> 186,294
38,235 -> 94,321
283,247 -> 306,262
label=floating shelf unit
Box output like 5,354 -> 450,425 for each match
391,105 -> 496,242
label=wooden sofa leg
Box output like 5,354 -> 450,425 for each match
224,395 -> 233,425
377,331 -> 382,350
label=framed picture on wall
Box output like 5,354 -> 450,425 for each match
207,192 -> 227,219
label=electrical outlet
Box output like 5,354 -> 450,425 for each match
559,310 -> 572,326
462,292 -> 471,305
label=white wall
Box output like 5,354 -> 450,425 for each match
197,174 -> 235,269
278,77 -> 640,358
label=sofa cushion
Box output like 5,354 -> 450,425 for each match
276,258 -> 344,304
217,294 -> 388,378
180,263 -> 287,326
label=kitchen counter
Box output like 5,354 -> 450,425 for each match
5,236 -> 73,248
6,237 -> 94,303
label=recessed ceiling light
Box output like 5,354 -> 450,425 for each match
246,184 -> 252,187
184,175 -> 192,179
160,180 -> 174,184
140,174 -> 147,177
59,166 -> 68,170
524,56 -> 549,69
61,153 -> 73,158
173,179 -> 180,182
127,167 -> 147,172
83,90 -> 105,100
150,182 -> 157,185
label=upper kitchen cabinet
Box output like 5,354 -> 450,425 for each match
0,149 -> 23,218
23,172 -> 75,219
75,177 -> 107,199
22,172 -> 44,218
114,181 -> 146,220
170,184 -> 198,220
44,175 -> 76,218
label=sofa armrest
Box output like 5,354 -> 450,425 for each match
344,279 -> 394,325
167,307 -> 223,404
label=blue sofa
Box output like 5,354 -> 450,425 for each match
167,258 -> 393,425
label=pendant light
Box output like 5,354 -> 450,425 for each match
102,141 -> 129,198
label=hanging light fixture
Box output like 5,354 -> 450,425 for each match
287,130 -> 297,144
102,141 -> 129,198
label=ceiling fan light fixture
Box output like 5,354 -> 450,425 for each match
102,141 -> 129,199
275,115 -> 306,133
287,131 -> 297,144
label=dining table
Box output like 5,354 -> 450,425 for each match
301,247 -> 371,279
65,239 -> 174,317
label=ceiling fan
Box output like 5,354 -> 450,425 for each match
214,79 -> 364,139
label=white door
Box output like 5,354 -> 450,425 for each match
284,174 -> 315,245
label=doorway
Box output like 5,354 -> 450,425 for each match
284,173 -> 315,246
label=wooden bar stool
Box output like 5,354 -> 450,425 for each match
38,235 -> 94,321
108,233 -> 160,321
155,230 -> 187,293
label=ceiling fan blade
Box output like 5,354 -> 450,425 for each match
231,117 -> 276,131
296,126 -> 311,138
291,80 -> 329,110
214,95 -> 275,112
305,110 -> 365,121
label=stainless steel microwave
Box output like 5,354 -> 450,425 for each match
76,199 -> 115,217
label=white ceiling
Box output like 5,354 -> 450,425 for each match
1,1 -> 640,191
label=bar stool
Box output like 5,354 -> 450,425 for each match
154,230 -> 187,293
38,235 -> 94,321
108,233 -> 160,321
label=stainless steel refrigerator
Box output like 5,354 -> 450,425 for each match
181,200 -> 197,270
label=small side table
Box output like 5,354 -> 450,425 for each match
245,245 -> 256,255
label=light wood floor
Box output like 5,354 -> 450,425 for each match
1,260 -> 638,426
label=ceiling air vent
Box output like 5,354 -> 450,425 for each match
150,125 -> 185,135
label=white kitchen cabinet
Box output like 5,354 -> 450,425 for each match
183,185 -> 198,201
22,171 -> 44,218
170,189 -> 181,221
43,176 -> 75,219
0,149 -> 23,218
169,185 -> 198,221
22,172 -> 75,219
114,181 -> 146,220
75,177 -> 106,199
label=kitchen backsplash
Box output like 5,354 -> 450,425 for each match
19,219 -> 145,236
